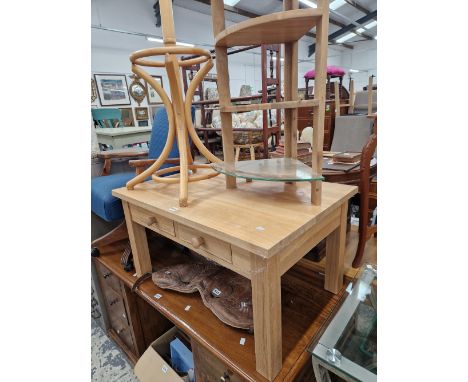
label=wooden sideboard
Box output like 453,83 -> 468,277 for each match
94,251 -> 173,363
93,236 -> 351,381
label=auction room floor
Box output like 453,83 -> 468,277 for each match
91,319 -> 137,382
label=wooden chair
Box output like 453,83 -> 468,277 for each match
91,107 -> 185,256
317,114 -> 377,268
352,117 -> 377,268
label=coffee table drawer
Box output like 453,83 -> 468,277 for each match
175,223 -> 232,264
131,206 -> 175,237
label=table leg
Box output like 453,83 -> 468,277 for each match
250,255 -> 282,380
325,203 -> 348,293
122,201 -> 152,276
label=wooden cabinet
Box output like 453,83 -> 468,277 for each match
94,239 -> 344,381
193,341 -> 245,382
94,260 -> 173,363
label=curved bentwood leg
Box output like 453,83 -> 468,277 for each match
125,46 -> 221,206
126,64 -> 176,190
165,54 -> 190,206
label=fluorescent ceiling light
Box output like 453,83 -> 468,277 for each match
176,41 -> 195,47
336,32 -> 356,43
299,0 -> 317,8
364,20 -> 377,29
356,27 -> 365,33
374,35 -> 377,40
349,69 -> 360,73
146,36 -> 164,43
146,36 -> 194,47
330,0 -> 347,10
272,57 -> 285,62
223,0 -> 241,6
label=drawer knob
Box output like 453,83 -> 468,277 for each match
117,328 -> 125,334
110,298 -> 119,306
190,236 -> 204,248
146,216 -> 157,226
103,272 -> 111,279
220,372 -> 230,382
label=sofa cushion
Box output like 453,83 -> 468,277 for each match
304,65 -> 345,79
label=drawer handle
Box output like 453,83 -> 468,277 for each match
145,216 -> 157,226
109,298 -> 119,306
190,236 -> 204,248
220,372 -> 230,382
103,272 -> 111,279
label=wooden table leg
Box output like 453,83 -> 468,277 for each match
250,255 -> 282,380
324,203 -> 347,293
122,201 -> 152,276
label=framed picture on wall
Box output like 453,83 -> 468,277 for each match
94,74 -> 131,106
145,75 -> 164,105
119,107 -> 135,127
135,107 -> 149,121
91,78 -> 98,103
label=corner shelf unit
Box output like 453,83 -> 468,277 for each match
211,0 -> 330,207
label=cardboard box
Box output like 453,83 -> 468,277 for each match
134,327 -> 186,382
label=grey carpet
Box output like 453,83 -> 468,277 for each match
91,319 -> 138,382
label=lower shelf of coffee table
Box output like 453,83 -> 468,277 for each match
95,234 -> 346,381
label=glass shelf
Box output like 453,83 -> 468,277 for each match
210,158 -> 324,182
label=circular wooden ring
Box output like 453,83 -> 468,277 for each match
151,164 -> 219,183
130,47 -> 211,68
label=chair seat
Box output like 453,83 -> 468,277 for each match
304,65 -> 345,79
91,164 -> 177,222
91,172 -> 136,222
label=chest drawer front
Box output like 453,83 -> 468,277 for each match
193,342 -> 245,382
113,317 -> 134,352
103,287 -> 129,327
95,262 -> 121,294
175,223 -> 232,264
131,206 -> 175,237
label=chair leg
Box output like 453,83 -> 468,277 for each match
91,221 -> 128,249
352,190 -> 370,268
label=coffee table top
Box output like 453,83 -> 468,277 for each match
113,172 -> 357,258
309,264 -> 377,381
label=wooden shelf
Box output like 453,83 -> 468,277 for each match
221,99 -> 320,113
215,9 -> 322,47
95,236 -> 345,382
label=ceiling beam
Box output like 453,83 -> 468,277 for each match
344,0 -> 376,18
308,9 -> 377,56
191,0 -> 353,50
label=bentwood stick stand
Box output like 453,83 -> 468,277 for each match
125,0 -> 222,207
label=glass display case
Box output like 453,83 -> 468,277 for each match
309,264 -> 377,382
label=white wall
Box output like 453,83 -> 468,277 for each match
339,40 -> 377,91
91,0 -> 375,99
